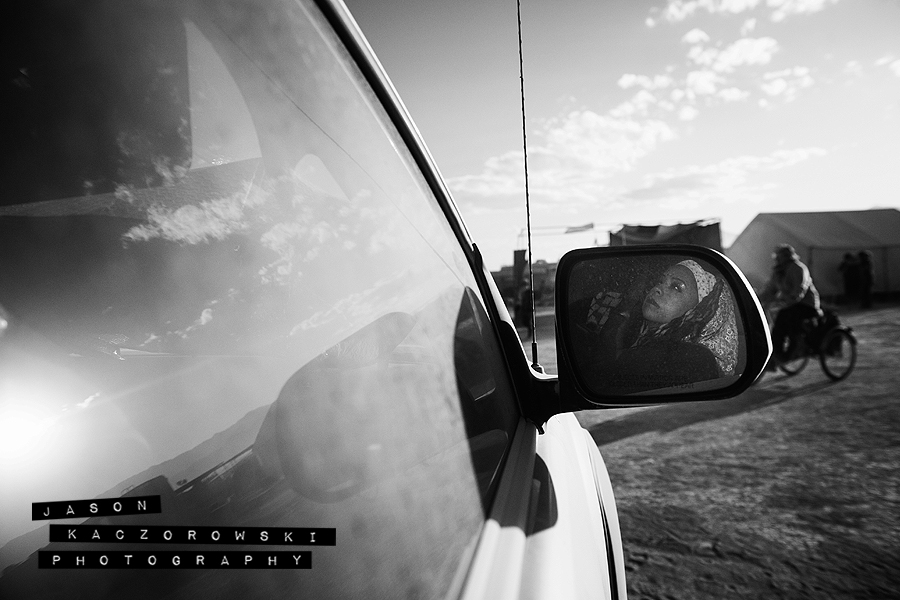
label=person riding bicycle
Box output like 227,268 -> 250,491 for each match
759,244 -> 822,364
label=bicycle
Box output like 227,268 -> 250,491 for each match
776,308 -> 857,381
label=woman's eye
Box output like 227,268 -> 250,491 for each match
672,282 -> 685,292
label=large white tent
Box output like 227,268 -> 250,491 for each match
725,209 -> 900,300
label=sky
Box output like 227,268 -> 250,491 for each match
344,0 -> 900,271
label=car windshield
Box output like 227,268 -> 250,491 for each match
0,1 -> 518,598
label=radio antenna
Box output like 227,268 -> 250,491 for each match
516,0 -> 541,372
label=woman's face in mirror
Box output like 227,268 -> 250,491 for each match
642,264 -> 699,324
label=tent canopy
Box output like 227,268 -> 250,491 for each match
725,209 -> 900,299
610,219 -> 722,251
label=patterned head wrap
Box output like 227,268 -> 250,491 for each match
695,283 -> 738,375
678,259 -> 716,302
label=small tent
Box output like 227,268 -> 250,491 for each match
725,209 -> 900,299
609,219 -> 722,251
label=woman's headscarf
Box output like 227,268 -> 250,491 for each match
632,259 -> 738,376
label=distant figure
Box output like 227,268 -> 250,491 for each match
857,250 -> 874,309
759,244 -> 821,363
517,285 -> 534,339
837,252 -> 859,305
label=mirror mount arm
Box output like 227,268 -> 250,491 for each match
523,371 -> 562,434
496,320 -> 571,432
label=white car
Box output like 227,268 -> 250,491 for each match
0,1 -> 769,598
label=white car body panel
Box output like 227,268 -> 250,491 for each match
459,413 -> 625,600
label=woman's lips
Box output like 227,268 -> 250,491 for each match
645,297 -> 659,308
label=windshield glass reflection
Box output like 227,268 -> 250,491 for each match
0,1 -> 517,598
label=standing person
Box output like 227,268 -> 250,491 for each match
857,250 -> 874,309
518,284 -> 534,340
838,252 -> 859,305
759,244 -> 822,363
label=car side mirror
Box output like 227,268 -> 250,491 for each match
555,245 -> 770,407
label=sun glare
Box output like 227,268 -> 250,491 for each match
0,385 -> 60,473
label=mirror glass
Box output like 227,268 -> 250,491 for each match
563,253 -> 746,396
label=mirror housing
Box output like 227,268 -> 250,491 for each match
555,244 -> 770,408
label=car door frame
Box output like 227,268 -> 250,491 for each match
313,2 -> 625,599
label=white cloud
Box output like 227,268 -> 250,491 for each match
768,147 -> 828,165
446,151 -> 525,198
614,42 -> 761,124
687,37 -> 780,72
124,186 -> 260,244
843,61 -> 863,77
618,74 -> 639,89
451,0 -> 834,213
658,100 -> 677,111
767,0 -> 839,22
718,87 -> 750,101
650,0 -> 838,24
721,0 -> 762,12
875,56 -> 900,77
447,111 -> 676,203
657,0 -> 762,22
713,37 -> 780,72
686,70 -> 722,95
761,78 -> 788,95
621,147 -> 827,205
687,45 -> 719,68
661,0 -> 702,22
635,89 -> 660,109
761,66 -> 814,100
741,18 -> 757,35
540,110 -> 676,170
763,66 -> 809,79
198,308 -> 213,326
610,89 -> 664,119
618,74 -> 674,90
682,28 -> 711,44
679,106 -> 701,120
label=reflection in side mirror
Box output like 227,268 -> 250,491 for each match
556,246 -> 770,405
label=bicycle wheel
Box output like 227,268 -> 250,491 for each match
779,353 -> 809,376
777,334 -> 809,376
819,328 -> 857,381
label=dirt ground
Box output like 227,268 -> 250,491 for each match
530,303 -> 900,599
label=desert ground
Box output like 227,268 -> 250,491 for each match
525,302 -> 900,599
